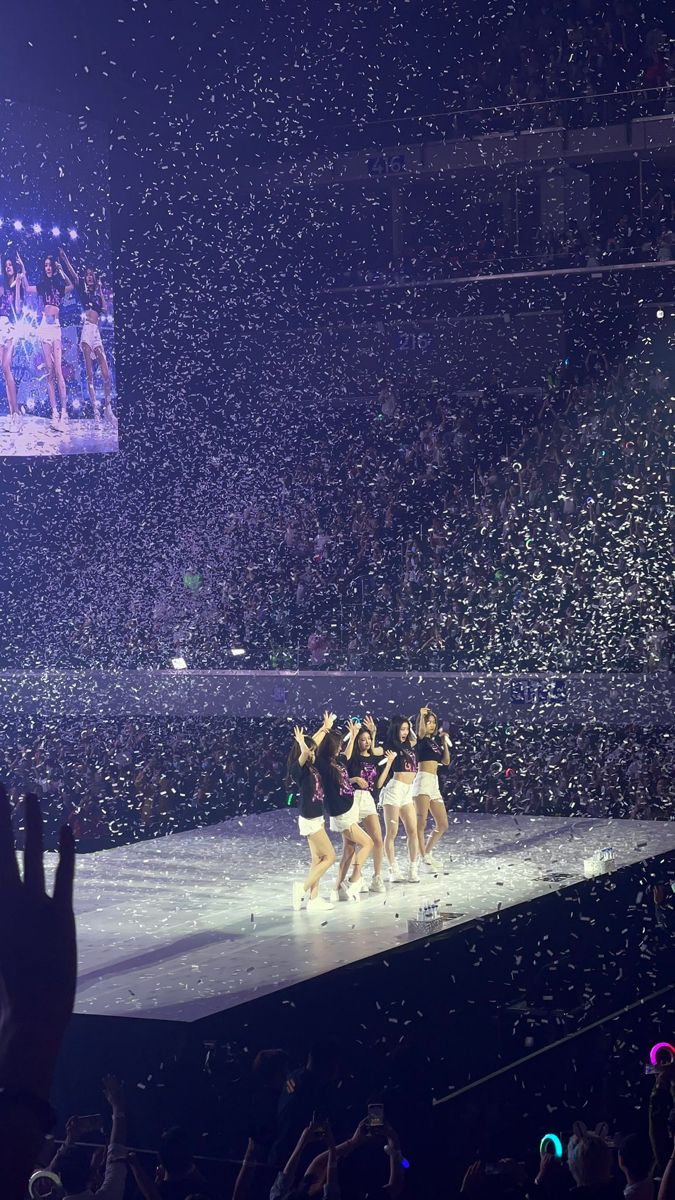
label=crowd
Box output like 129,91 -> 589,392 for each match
333,193 -> 675,290
1,716 -> 670,850
1,792 -> 674,1200
128,352 -> 671,679
458,0 -> 674,129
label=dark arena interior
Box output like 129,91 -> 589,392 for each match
0,2 -> 674,1198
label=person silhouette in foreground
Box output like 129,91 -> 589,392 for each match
0,785 -> 76,1200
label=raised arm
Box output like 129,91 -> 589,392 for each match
58,246 -> 79,286
0,790 -> 76,1200
102,1073 -> 126,1148
382,1122 -> 406,1198
55,261 -> 74,294
293,726 -> 311,768
310,711 -> 336,752
16,253 -> 37,295
416,705 -> 430,739
343,719 -> 359,762
10,271 -> 22,316
362,714 -> 383,756
440,729 -> 451,767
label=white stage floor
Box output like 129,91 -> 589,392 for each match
55,811 -> 675,1022
0,413 -> 117,456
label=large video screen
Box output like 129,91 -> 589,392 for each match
0,100 -> 117,457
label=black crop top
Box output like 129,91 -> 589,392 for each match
37,278 -> 65,309
385,744 -> 417,775
416,736 -> 447,763
76,284 -> 104,315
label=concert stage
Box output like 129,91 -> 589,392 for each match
64,810 -> 675,1023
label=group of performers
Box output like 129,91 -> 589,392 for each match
0,246 -> 115,429
286,707 -> 451,913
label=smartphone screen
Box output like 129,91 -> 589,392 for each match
367,1103 -> 384,1127
77,1114 -> 103,1133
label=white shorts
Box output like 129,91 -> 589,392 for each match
298,814 -> 325,837
80,320 -> 104,352
38,316 -> 62,345
329,799 -> 360,833
379,778 -> 414,808
0,316 -> 14,346
354,789 -> 378,819
412,771 -> 443,802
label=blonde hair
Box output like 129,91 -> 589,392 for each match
567,1131 -> 613,1187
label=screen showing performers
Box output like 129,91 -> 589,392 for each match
0,99 -> 117,457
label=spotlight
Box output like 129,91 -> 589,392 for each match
13,220 -> 23,231
68,228 -> 78,240
656,309 -> 664,319
51,226 -> 61,238
32,223 -> 42,235
230,647 -> 247,658
171,656 -> 187,670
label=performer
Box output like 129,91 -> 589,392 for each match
378,716 -> 420,883
0,255 -> 23,427
345,714 -> 386,893
316,726 -> 373,902
19,252 -> 73,427
414,705 -> 450,871
286,712 -> 337,913
58,247 -> 116,424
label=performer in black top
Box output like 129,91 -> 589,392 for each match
286,712 -> 337,914
316,727 -> 373,902
59,247 -> 116,424
377,715 -> 420,884
0,255 -> 23,427
413,705 -> 450,871
346,714 -> 385,893
19,252 -> 73,427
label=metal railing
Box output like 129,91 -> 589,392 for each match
332,84 -> 675,148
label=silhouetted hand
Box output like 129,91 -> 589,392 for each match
0,787 -> 76,1094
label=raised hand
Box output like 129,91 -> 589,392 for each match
352,1117 -> 370,1145
346,719 -> 360,739
102,1073 -> 124,1111
321,711 -> 337,731
384,749 -> 397,764
0,787 -> 76,1094
293,725 -> 306,747
363,714 -> 377,734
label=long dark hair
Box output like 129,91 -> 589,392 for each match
82,263 -> 100,292
315,729 -> 344,790
284,734 -> 316,792
354,726 -> 374,757
41,254 -> 64,290
2,254 -> 18,289
386,714 -> 414,749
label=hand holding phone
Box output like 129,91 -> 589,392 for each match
71,1114 -> 103,1135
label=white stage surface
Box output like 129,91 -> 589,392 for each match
59,811 -> 675,1022
0,413 -> 117,456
